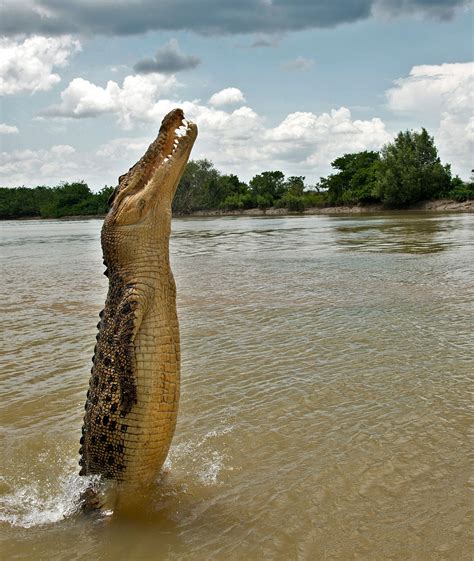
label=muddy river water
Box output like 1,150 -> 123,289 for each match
0,213 -> 472,560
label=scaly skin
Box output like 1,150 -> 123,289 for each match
79,108 -> 197,497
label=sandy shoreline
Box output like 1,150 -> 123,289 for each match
179,199 -> 474,217
5,199 -> 473,221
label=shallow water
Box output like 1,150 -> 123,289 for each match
0,213 -> 472,561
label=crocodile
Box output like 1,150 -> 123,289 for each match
79,108 -> 197,507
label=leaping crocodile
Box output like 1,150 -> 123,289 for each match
79,108 -> 197,507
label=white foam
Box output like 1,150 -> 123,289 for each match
1,424 -> 234,528
0,470 -> 98,528
164,425 -> 234,487
197,451 -> 224,486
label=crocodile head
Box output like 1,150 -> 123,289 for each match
102,108 -> 197,268
108,108 -> 197,225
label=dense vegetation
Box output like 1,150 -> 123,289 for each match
0,128 -> 472,219
0,182 -> 114,219
321,129 -> 473,207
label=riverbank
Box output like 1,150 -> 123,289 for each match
4,199 -> 473,221
178,199 -> 474,217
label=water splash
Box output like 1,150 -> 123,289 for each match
164,425 -> 235,487
0,469 -> 98,529
1,426 -> 234,528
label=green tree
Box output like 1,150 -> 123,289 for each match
172,159 -> 221,213
320,151 -> 380,205
249,171 -> 286,205
376,129 -> 451,206
275,176 -> 307,211
284,176 -> 305,197
0,182 -> 115,219
444,175 -> 474,201
219,174 -> 253,210
95,186 -> 115,213
39,181 -> 92,217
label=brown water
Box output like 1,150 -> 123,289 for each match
0,213 -> 472,561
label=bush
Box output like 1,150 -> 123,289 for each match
319,151 -> 380,205
447,184 -> 474,202
302,191 -> 328,207
220,192 -> 254,210
256,194 -> 273,209
277,193 -> 305,212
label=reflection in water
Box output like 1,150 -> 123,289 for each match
0,213 -> 473,561
334,213 -> 462,254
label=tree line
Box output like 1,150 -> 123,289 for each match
0,128 -> 472,219
0,182 -> 113,219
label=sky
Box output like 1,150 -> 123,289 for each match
0,0 -> 472,190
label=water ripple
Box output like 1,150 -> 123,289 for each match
0,213 -> 472,561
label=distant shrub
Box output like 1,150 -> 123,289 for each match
256,194 -> 273,209
447,184 -> 474,202
276,194 -> 305,212
302,191 -> 328,207
220,192 -> 254,210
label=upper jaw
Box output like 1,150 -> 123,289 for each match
158,108 -> 197,169
107,108 -> 197,225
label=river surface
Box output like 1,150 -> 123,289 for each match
0,213 -> 472,561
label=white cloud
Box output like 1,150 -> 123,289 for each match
386,62 -> 474,177
264,108 -> 390,166
0,145 -> 78,186
0,123 -> 19,134
1,100 -> 392,188
44,73 -> 178,128
96,137 -> 149,160
0,136 -> 168,188
1,67 -> 395,186
387,62 -> 473,113
208,87 -> 246,107
35,70 -> 393,185
0,35 -> 81,95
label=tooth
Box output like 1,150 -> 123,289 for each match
182,119 -> 188,127
175,125 -> 187,138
